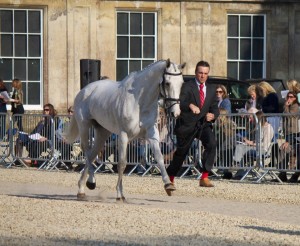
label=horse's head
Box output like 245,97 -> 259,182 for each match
160,59 -> 186,118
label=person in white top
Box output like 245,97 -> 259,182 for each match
233,110 -> 274,180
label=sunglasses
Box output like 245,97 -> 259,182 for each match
68,110 -> 74,113
44,108 -> 50,112
287,95 -> 295,99
216,90 -> 223,94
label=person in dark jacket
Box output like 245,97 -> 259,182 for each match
167,60 -> 219,188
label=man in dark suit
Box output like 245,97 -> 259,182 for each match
167,60 -> 219,188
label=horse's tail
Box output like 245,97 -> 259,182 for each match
63,116 -> 79,143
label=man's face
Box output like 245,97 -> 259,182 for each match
195,66 -> 210,84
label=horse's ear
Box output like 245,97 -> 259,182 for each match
166,58 -> 171,68
178,62 -> 186,70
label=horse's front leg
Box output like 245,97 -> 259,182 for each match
147,127 -> 175,196
116,132 -> 128,202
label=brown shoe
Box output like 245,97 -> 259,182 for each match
199,178 -> 214,187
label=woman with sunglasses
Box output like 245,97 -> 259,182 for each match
26,104 -> 59,166
216,84 -> 231,113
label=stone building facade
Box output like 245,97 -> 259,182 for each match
0,0 -> 299,112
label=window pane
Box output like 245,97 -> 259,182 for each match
240,39 -> 251,60
15,35 -> 27,57
227,62 -> 238,79
142,60 -> 153,69
28,11 -> 40,33
239,62 -> 250,80
4,82 -> 12,92
228,39 -> 238,59
228,15 -> 238,37
130,37 -> 141,58
0,59 -> 12,80
117,13 -> 128,34
240,16 -> 251,37
143,13 -> 154,35
117,37 -> 128,58
251,62 -> 263,78
14,59 -> 26,80
27,82 -> 40,104
130,13 -> 141,35
129,60 -> 141,72
1,34 -> 13,56
28,59 -> 40,81
14,10 -> 27,33
29,35 -> 41,57
0,10 -> 13,32
143,37 -> 154,58
116,60 -> 128,81
253,16 -> 264,37
252,39 -> 264,60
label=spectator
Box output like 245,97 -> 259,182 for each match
11,78 -> 25,131
55,106 -> 74,170
259,81 -> 279,113
233,110 -> 274,180
259,81 -> 280,136
215,108 -> 237,179
273,92 -> 300,182
216,84 -> 231,113
286,79 -> 300,94
286,79 -> 300,103
244,85 -> 263,111
0,79 -> 10,140
26,104 -> 59,165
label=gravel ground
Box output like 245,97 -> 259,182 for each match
0,168 -> 300,245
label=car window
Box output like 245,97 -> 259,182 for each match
226,83 -> 249,99
269,81 -> 284,92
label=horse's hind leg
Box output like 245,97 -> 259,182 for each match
77,126 -> 110,198
85,127 -> 111,189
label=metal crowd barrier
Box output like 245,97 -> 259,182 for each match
1,112 -> 299,183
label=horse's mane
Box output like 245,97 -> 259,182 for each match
120,60 -> 165,88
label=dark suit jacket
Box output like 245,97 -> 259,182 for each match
175,79 -> 219,136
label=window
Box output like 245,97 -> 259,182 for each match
116,11 -> 157,81
0,8 -> 43,108
227,14 -> 266,80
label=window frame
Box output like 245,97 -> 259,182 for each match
0,8 -> 43,110
227,14 -> 266,80
116,10 -> 157,81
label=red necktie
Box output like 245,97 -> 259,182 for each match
199,83 -> 204,108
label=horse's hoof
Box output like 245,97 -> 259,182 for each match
86,181 -> 96,190
116,197 -> 126,203
77,193 -> 86,199
164,183 -> 176,196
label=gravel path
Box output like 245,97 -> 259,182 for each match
0,168 -> 300,245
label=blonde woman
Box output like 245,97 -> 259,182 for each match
286,79 -> 300,93
258,81 -> 279,113
216,84 -> 231,113
245,84 -> 264,111
11,79 -> 24,131
286,79 -> 300,103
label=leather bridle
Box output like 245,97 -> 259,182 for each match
160,70 -> 182,113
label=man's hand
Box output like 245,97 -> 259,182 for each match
206,113 -> 215,122
189,104 -> 200,114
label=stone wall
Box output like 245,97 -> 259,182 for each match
1,0 -> 300,112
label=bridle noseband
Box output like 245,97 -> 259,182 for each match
160,70 -> 182,113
